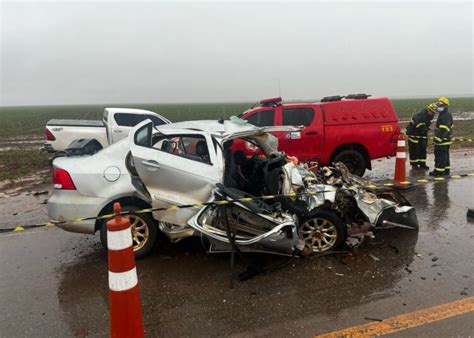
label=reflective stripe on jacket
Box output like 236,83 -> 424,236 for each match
406,108 -> 433,137
434,109 -> 453,146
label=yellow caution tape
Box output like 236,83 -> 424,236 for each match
136,208 -> 153,214
406,135 -> 473,143
3,171 -> 474,235
215,200 -> 230,205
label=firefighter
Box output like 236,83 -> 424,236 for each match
429,97 -> 453,177
406,103 -> 437,169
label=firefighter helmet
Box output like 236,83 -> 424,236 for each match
427,103 -> 438,113
437,97 -> 449,106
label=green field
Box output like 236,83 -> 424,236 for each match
0,97 -> 473,138
0,97 -> 473,182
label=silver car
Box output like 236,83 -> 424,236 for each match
127,118 -> 418,257
48,117 -> 299,258
47,137 -> 162,258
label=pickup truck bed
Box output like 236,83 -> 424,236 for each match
47,119 -> 105,127
44,108 -> 171,153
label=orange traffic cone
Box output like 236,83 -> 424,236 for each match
107,203 -> 144,338
393,134 -> 409,188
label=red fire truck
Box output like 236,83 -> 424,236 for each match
239,94 -> 400,176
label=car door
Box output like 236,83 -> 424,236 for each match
129,121 -> 221,225
277,105 -> 324,162
238,108 -> 277,154
110,113 -> 139,143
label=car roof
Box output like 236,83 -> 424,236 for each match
154,117 -> 265,138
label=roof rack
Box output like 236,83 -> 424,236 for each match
321,95 -> 344,102
320,94 -> 372,102
345,94 -> 371,100
259,97 -> 283,107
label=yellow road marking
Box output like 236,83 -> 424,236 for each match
315,296 -> 474,338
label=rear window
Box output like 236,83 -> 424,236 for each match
114,113 -> 143,127
245,110 -> 275,127
282,108 -> 315,126
147,115 -> 167,126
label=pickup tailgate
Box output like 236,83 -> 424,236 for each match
45,119 -> 108,152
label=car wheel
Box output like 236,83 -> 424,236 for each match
299,210 -> 346,254
100,205 -> 158,259
333,149 -> 366,176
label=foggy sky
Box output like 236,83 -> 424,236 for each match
1,1 -> 473,106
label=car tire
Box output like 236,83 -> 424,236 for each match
299,209 -> 346,254
333,149 -> 366,176
99,205 -> 158,259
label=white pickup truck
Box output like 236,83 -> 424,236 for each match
43,108 -> 171,153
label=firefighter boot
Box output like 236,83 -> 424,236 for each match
429,170 -> 447,177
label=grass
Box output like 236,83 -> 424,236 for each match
0,97 -> 472,182
391,97 -> 473,118
0,149 -> 49,181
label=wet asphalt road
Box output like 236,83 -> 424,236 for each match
1,149 -> 474,337
1,178 -> 473,337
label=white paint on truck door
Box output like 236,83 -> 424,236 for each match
109,111 -> 133,144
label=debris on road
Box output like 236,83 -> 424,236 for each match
364,317 -> 383,322
467,208 -> 474,221
368,254 -> 380,261
32,191 -> 48,196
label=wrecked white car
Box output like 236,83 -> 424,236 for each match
126,117 -> 419,257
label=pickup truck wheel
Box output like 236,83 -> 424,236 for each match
299,210 -> 346,254
333,149 -> 366,176
99,206 -> 158,259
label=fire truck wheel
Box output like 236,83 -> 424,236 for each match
333,149 -> 366,176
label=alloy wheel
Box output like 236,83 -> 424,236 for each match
129,215 -> 150,252
299,217 -> 338,252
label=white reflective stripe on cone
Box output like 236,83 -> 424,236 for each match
397,152 -> 406,158
397,140 -> 406,147
109,267 -> 138,291
107,228 -> 133,250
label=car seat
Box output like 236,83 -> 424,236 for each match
196,140 -> 210,162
